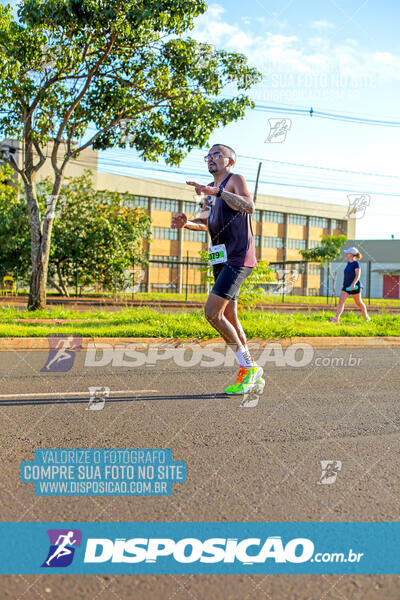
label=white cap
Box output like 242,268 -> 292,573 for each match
344,247 -> 359,255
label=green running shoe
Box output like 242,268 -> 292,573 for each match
253,376 -> 265,393
224,364 -> 264,395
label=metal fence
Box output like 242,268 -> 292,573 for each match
1,258 -> 393,304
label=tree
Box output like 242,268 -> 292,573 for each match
0,163 -> 31,282
44,171 -> 152,295
198,250 -> 275,311
237,260 -> 276,312
300,234 -> 347,303
0,169 -> 151,294
0,0 -> 262,309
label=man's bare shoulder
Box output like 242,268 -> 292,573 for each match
225,173 -> 250,193
229,172 -> 248,182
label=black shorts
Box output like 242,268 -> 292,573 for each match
342,286 -> 362,295
211,263 -> 254,301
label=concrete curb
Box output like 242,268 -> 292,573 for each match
1,336 -> 400,350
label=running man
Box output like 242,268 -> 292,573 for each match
43,336 -> 75,371
329,246 -> 371,323
172,144 -> 263,394
45,531 -> 77,566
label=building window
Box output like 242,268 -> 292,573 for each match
310,216 -> 328,228
182,284 -> 208,294
263,210 -> 284,224
288,214 -> 307,226
186,256 -> 204,264
309,240 -> 321,249
308,288 -> 320,296
308,263 -> 321,275
121,195 -> 149,209
151,283 -> 178,292
183,229 -> 207,243
253,210 -> 261,222
134,196 -> 149,209
263,236 -> 284,248
287,261 -> 306,274
152,226 -> 179,240
130,282 -> 146,293
332,219 -> 346,232
150,255 -> 179,267
288,238 -> 306,250
255,235 -> 260,247
184,200 -> 199,215
152,198 -> 179,212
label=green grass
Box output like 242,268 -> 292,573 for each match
0,306 -> 399,338
10,290 -> 400,306
131,292 -> 400,307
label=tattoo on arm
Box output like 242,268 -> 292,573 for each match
184,219 -> 208,231
220,190 -> 254,213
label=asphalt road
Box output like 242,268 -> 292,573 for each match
1,345 -> 400,599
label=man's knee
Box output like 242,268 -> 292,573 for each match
205,305 -> 222,324
224,307 -> 238,325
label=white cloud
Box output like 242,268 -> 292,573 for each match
309,20 -> 334,30
374,52 -> 396,64
191,4 -> 400,81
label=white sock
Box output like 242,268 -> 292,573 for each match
235,345 -> 254,367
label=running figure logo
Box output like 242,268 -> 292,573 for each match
41,529 -> 82,567
345,194 -> 370,219
86,386 -> 110,410
317,460 -> 342,485
271,269 -> 299,295
265,119 -> 291,143
41,335 -> 82,372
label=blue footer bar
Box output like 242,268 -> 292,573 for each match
1,522 -> 399,574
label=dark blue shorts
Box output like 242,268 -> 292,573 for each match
342,286 -> 362,295
211,263 -> 253,301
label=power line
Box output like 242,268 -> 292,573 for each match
6,139 -> 400,196
102,146 -> 400,182
254,103 -> 400,127
72,157 -> 400,197
236,153 -> 400,180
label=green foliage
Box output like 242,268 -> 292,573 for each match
0,164 -> 31,278
301,234 -> 348,302
198,250 -> 275,310
0,0 -> 262,165
300,234 -> 348,265
237,261 -> 276,312
0,168 -> 152,292
198,249 -> 213,286
41,171 -> 151,292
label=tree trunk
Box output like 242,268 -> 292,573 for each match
47,277 -> 65,296
26,175 -> 63,310
56,261 -> 69,297
328,264 -> 337,305
26,180 -> 45,310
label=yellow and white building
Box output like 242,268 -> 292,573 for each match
4,140 -> 355,294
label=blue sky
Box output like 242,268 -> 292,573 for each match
101,0 -> 400,240
3,0 -> 400,239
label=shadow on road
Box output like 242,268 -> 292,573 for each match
0,393 -> 230,407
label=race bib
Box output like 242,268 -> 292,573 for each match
209,243 -> 227,265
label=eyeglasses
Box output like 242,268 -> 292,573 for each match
203,151 -> 225,162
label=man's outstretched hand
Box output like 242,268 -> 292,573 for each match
186,181 -> 219,196
171,213 -> 188,229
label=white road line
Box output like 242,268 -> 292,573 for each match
0,389 -> 159,399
